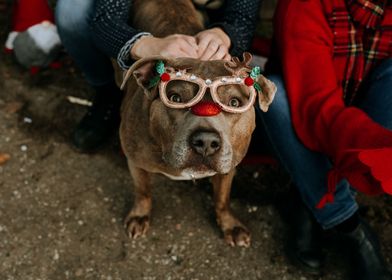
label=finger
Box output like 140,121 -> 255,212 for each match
178,38 -> 198,58
200,41 -> 219,60
196,35 -> 211,57
182,35 -> 198,50
161,48 -> 191,58
223,53 -> 232,61
210,45 -> 229,60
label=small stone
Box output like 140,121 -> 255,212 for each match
221,77 -> 227,83
23,117 -> 32,123
75,268 -> 83,277
13,190 -> 21,199
205,79 -> 212,85
190,74 -> 197,81
175,71 -> 182,77
235,77 -> 242,83
78,220 -> 84,226
53,249 -> 59,260
20,145 -> 28,152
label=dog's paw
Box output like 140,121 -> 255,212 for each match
223,226 -> 251,247
124,215 -> 150,239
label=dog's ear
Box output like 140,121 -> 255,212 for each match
255,74 -> 277,112
120,56 -> 167,99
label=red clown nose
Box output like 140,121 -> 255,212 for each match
191,101 -> 221,116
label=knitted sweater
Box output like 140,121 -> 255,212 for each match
273,0 -> 392,207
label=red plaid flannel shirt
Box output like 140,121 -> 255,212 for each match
327,0 -> 392,104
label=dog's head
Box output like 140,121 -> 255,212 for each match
121,53 -> 276,176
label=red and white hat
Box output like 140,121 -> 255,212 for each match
5,0 -> 55,51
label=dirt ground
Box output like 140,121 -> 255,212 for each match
1,3 -> 392,280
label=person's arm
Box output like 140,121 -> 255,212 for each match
208,0 -> 261,57
275,0 -> 392,201
90,0 -> 147,60
90,0 -> 199,69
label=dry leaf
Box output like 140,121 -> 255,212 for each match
0,153 -> 11,165
4,102 -> 24,114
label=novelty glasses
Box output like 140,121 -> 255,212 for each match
153,61 -> 262,114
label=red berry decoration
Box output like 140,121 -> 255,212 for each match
244,77 -> 254,86
191,101 -> 221,116
160,72 -> 171,82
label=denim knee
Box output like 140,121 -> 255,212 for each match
55,0 -> 94,35
259,75 -> 292,128
370,58 -> 392,82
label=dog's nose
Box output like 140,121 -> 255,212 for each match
189,130 -> 221,157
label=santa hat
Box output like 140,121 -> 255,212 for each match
4,0 -> 62,73
5,0 -> 55,51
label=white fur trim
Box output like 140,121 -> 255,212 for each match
5,31 -> 19,50
26,22 -> 61,54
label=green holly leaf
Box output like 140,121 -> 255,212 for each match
250,66 -> 261,79
148,75 -> 160,89
254,82 -> 262,93
156,60 -> 165,75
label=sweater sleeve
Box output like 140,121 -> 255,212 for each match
275,0 -> 392,205
209,0 -> 261,56
90,0 -> 143,59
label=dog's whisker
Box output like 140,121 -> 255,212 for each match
191,174 -> 196,185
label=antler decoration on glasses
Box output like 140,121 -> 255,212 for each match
225,52 -> 263,93
224,52 -> 253,76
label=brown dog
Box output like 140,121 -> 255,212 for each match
118,0 -> 276,247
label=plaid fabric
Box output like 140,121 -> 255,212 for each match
326,0 -> 392,104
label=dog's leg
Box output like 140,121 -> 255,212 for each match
124,162 -> 152,239
211,169 -> 251,247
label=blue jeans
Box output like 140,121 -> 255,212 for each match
55,0 -> 114,87
257,59 -> 392,229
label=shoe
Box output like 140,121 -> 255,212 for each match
72,87 -> 122,152
342,220 -> 392,280
285,187 -> 324,274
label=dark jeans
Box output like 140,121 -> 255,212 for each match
55,0 -> 114,87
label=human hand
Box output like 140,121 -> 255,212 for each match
195,27 -> 231,61
130,34 -> 199,59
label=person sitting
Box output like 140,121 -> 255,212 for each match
258,0 -> 392,279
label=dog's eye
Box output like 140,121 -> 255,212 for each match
169,94 -> 182,103
228,98 -> 241,107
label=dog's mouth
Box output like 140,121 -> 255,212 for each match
163,144 -> 233,175
161,120 -> 235,175
184,155 -> 219,171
